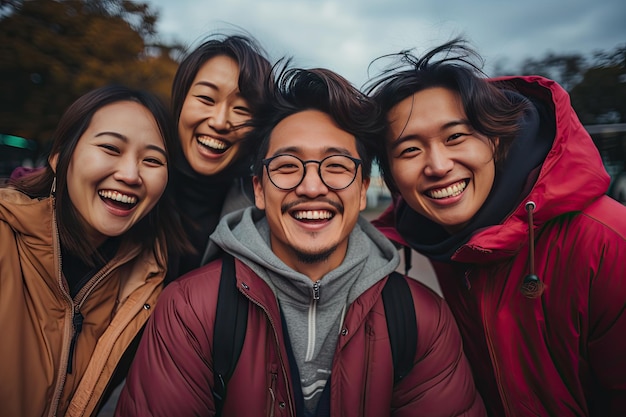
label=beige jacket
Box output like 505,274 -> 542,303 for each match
0,188 -> 165,417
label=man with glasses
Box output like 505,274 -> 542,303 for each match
115,67 -> 485,417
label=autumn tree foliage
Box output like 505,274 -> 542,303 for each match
0,0 -> 183,148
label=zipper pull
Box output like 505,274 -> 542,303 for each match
67,309 -> 84,374
313,281 -> 321,300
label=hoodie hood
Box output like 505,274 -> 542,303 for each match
395,76 -> 610,264
210,206 -> 400,304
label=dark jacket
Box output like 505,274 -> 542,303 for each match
374,75 -> 626,416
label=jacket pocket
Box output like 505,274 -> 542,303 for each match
267,369 -> 278,417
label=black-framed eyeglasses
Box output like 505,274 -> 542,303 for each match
262,154 -> 363,191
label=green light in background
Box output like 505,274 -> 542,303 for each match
0,134 -> 36,151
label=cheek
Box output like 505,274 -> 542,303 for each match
146,171 -> 169,202
390,160 -> 415,191
65,156 -> 90,196
481,163 -> 497,194
178,103 -> 193,133
227,142 -> 243,159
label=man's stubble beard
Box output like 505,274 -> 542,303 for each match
293,244 -> 338,264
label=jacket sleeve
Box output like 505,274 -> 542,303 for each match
114,279 -> 217,417
394,282 -> 486,417
585,200 -> 626,415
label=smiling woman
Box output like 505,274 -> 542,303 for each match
0,85 -> 188,417
165,33 -> 273,280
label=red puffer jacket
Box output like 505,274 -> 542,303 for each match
374,76 -> 626,416
115,257 -> 485,417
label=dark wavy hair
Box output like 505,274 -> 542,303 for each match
251,63 -> 385,180
365,37 -> 530,194
171,33 -> 272,165
10,85 -> 190,266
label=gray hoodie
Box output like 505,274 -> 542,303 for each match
210,206 -> 399,413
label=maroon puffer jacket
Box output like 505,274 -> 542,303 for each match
115,257 -> 485,416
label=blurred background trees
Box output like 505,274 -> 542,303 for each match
0,0 -> 182,149
496,45 -> 626,125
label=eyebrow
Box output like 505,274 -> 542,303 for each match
95,131 -> 167,158
270,146 -> 354,157
193,81 -> 243,97
193,80 -> 219,90
390,118 -> 472,148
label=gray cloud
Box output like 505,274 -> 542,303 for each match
146,0 -> 625,86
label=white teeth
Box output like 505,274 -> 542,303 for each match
197,135 -> 227,150
294,210 -> 333,220
428,181 -> 467,199
98,190 -> 137,204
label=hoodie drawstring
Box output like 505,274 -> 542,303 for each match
521,201 -> 545,298
403,245 -> 412,276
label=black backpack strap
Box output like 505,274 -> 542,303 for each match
382,271 -> 417,385
212,251 -> 249,416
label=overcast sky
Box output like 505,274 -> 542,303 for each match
143,0 -> 625,87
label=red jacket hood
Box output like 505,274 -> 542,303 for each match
459,75 -> 610,262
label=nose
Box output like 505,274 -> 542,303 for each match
113,156 -> 142,185
423,145 -> 454,177
295,163 -> 328,197
207,104 -> 230,132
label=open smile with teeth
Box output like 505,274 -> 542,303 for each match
99,190 -> 138,207
293,210 -> 334,220
197,135 -> 229,153
427,180 -> 468,199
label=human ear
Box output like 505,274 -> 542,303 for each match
359,177 -> 370,211
253,176 -> 266,210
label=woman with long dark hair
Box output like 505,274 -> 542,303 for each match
167,33 -> 273,280
0,85 -> 188,417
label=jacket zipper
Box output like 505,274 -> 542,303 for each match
312,280 -> 321,300
47,209 -> 119,417
66,272 -> 159,417
480,269 -> 512,416
360,322 -> 373,417
65,260 -> 116,373
48,223 -> 72,417
244,290 -> 296,416
66,307 -> 84,373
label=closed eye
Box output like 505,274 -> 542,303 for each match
233,106 -> 251,115
195,95 -> 215,104
448,132 -> 470,142
398,146 -> 420,157
99,143 -> 120,154
143,157 -> 166,167
272,163 -> 300,172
